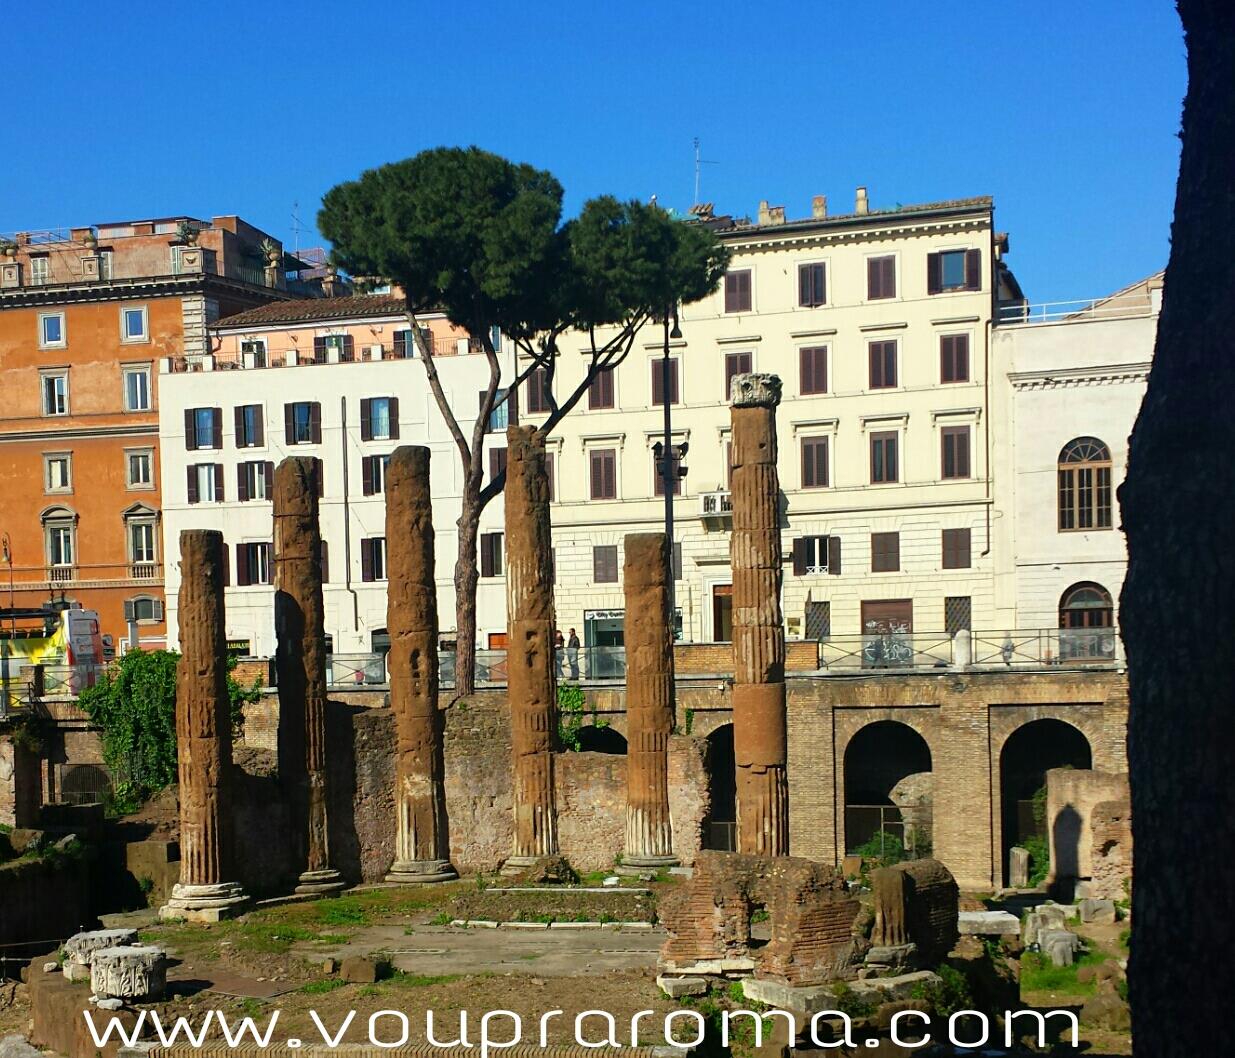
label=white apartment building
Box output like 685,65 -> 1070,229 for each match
517,192 -> 1024,657
991,272 -> 1161,657
158,295 -> 514,662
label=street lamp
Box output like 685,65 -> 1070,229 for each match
653,308 -> 686,631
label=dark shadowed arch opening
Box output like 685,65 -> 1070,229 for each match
843,720 -> 933,857
576,725 -> 627,754
702,723 -> 736,850
999,718 -> 1092,884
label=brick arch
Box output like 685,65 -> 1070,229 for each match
988,704 -> 1106,768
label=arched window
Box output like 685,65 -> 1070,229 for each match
1058,437 -> 1112,531
40,504 -> 78,582
122,503 -> 159,579
1059,582 -> 1116,662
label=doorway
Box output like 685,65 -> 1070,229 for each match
712,585 -> 733,642
860,599 -> 914,668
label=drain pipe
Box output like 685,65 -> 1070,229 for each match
340,396 -> 359,631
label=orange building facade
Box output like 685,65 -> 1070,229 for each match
0,216 -> 308,653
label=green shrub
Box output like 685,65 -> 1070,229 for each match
829,981 -> 876,1019
556,683 -> 587,750
912,964 -> 973,1017
852,830 -> 906,868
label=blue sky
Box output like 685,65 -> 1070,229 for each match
2,1 -> 1184,303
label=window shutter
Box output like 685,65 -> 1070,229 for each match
312,457 -> 323,497
828,535 -> 842,575
801,440 -> 814,488
211,408 -> 222,449
884,257 -> 897,298
480,535 -> 494,578
264,462 -> 274,497
361,538 -> 374,582
320,540 -> 329,583
508,387 -> 519,426
187,466 -> 199,504
342,335 -> 355,361
605,452 -> 616,498
237,463 -> 249,502
362,455 -> 374,496
388,397 -> 399,439
965,248 -> 981,290
867,257 -> 880,299
153,599 -> 164,622
669,359 -> 680,404
284,403 -> 294,444
184,408 -> 197,450
799,266 -> 811,306
236,543 -> 250,587
310,402 -> 322,444
214,464 -> 224,502
221,545 -> 230,586
123,599 -> 135,622
927,252 -> 943,295
252,408 -> 263,447
313,336 -> 327,362
234,405 -> 245,444
545,453 -> 554,502
360,398 -> 372,441
651,362 -> 663,406
792,538 -> 807,576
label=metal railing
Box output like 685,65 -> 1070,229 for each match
699,490 -> 733,516
997,293 -> 1157,325
845,804 -> 934,861
970,627 -> 1119,666
327,653 -> 387,686
819,631 -> 954,671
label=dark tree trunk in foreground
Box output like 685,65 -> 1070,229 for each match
1120,3 -> 1235,1054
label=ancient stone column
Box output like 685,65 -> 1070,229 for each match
503,425 -> 559,870
622,532 -> 678,867
729,373 -> 789,856
274,457 -> 344,894
160,530 -> 248,922
384,446 -> 456,883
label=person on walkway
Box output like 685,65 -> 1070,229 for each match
554,628 -> 565,678
567,628 -> 580,680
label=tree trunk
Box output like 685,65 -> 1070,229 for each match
453,486 -> 481,698
1120,4 -> 1235,1055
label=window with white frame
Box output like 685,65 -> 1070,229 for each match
44,453 -> 72,493
124,595 -> 163,624
122,365 -> 152,411
128,518 -> 158,572
42,509 -> 76,570
30,257 -> 49,285
41,372 -> 68,416
121,305 -> 149,343
98,250 -> 113,281
39,312 -> 65,348
126,449 -> 154,489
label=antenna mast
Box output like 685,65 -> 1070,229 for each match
693,138 -> 718,207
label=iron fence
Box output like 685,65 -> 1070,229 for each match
845,803 -> 934,862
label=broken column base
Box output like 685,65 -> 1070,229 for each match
159,881 -> 249,922
295,868 -> 346,895
621,853 -> 680,869
385,859 -> 458,884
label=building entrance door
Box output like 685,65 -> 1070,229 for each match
712,584 -> 733,642
860,599 -> 914,668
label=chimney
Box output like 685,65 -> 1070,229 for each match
321,265 -> 340,298
767,205 -> 786,225
855,187 -> 869,215
757,200 -> 772,225
812,195 -> 828,220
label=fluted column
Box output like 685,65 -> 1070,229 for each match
503,426 -> 559,869
274,456 -> 344,894
384,446 -> 456,883
160,530 -> 248,921
730,373 -> 789,856
623,533 -> 679,867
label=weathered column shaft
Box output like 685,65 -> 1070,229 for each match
385,446 -> 455,882
730,373 -> 789,857
505,425 -> 559,863
274,456 -> 343,893
623,533 -> 678,866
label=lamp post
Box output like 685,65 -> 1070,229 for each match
654,310 -> 684,626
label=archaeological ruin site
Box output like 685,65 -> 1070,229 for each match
0,374 -> 1135,1057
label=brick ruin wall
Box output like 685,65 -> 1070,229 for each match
1089,796 -> 1133,901
871,858 -> 959,963
1046,768 -> 1130,882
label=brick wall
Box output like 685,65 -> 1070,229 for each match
674,641 -> 818,674
1045,768 -> 1129,881
1089,797 -> 1132,901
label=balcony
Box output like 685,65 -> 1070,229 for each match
14,562 -> 164,591
129,561 -> 158,581
996,290 -> 1159,325
699,490 -> 733,529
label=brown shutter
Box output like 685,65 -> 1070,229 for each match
828,535 -> 842,575
867,257 -> 880,299
237,463 -> 249,502
310,402 -> 322,444
545,453 -> 554,502
360,398 -> 372,441
221,545 -> 230,586
669,359 -> 680,404
211,408 -> 222,450
236,543 -> 250,587
342,335 -> 355,361
264,462 -> 274,496
185,408 -> 197,450
214,464 -> 224,502
508,386 -> 518,426
362,455 -> 374,496
965,248 -> 981,290
313,457 -> 323,497
958,529 -> 971,568
388,397 -> 399,439
792,537 -> 807,576
319,540 -> 329,583
361,538 -> 374,582
186,466 -> 199,504
799,265 -> 811,306
253,408 -> 264,446
480,534 -> 494,578
651,361 -> 663,406
234,405 -> 245,445
801,438 -> 812,488
605,451 -> 616,498
313,336 -> 327,362
940,336 -> 954,382
927,252 -> 943,294
885,257 -> 897,298
284,403 -> 294,444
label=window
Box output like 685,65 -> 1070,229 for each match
480,532 -> 504,577
867,255 -> 896,300
319,540 -> 330,583
47,524 -> 73,567
927,248 -> 981,293
724,269 -> 752,313
871,532 -> 900,573
798,262 -> 826,307
945,596 -> 972,635
940,334 -> 970,383
313,334 -> 354,363
801,436 -> 829,489
589,368 -> 614,410
724,352 -> 752,397
799,346 -> 828,395
942,528 -> 972,569
41,372 -> 68,416
792,535 -> 841,575
1058,437 -> 1113,531
489,447 -> 507,483
593,545 -> 619,583
284,401 -> 321,445
129,520 -> 157,566
361,454 -> 391,496
122,365 -> 151,411
44,454 -> 72,493
589,448 -> 617,500
241,339 -> 267,367
127,449 -> 153,489
392,329 -> 417,358
545,453 -> 555,502
482,388 -> 517,432
186,406 -> 222,450
187,463 -> 223,503
360,396 -> 398,441
238,460 -> 274,501
42,508 -> 77,573
235,404 -> 264,447
526,368 -> 552,414
98,250 -> 113,281
651,358 -> 680,406
236,542 -> 273,586
124,596 -> 163,624
120,305 -> 148,343
941,426 -> 971,479
30,256 -> 49,285
870,431 -> 899,483
39,312 -> 65,348
361,537 -> 387,582
868,340 -> 897,389
653,448 -> 682,497
806,600 -> 831,640
1058,582 -> 1115,661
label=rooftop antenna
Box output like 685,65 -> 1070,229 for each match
291,200 -> 304,259
693,137 -> 719,206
